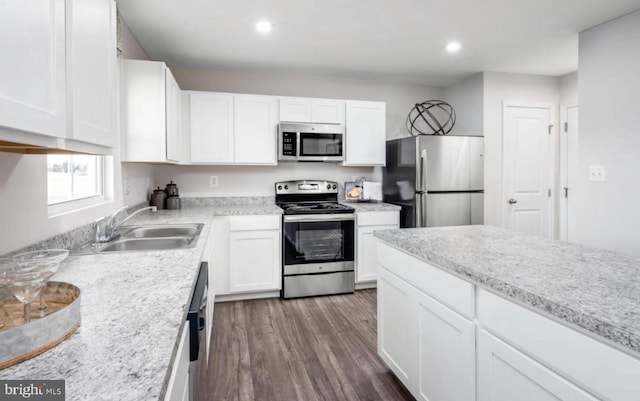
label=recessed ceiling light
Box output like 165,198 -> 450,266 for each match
445,42 -> 462,53
255,20 -> 273,34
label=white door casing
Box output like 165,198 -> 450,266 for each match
503,102 -> 554,238
560,105 -> 578,242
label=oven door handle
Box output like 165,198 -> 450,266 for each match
283,214 -> 355,222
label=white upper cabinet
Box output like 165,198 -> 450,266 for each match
189,92 -> 234,163
165,68 -> 182,163
122,60 -> 182,163
0,0 -> 116,152
67,0 -> 116,148
0,0 -> 66,140
234,95 -> 278,165
345,100 -> 386,166
189,93 -> 277,165
279,97 -> 344,124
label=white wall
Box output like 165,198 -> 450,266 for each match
483,72 -> 561,229
560,71 -> 579,106
577,9 -> 640,256
154,163 -> 374,197
443,73 -> 484,135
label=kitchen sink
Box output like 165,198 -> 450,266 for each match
73,223 -> 204,254
119,224 -> 201,239
99,237 -> 192,252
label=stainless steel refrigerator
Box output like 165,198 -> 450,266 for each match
383,135 -> 484,228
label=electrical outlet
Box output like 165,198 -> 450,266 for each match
589,165 -> 605,182
209,176 -> 219,188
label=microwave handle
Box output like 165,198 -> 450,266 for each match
296,131 -> 301,157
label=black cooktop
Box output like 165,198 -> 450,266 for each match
278,202 -> 354,215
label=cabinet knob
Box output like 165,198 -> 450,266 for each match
508,198 -> 518,204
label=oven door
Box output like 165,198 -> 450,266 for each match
282,214 -> 354,274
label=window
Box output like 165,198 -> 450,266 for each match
47,155 -> 104,206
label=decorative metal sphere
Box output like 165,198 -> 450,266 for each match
406,100 -> 456,136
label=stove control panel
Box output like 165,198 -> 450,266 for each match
275,180 -> 339,195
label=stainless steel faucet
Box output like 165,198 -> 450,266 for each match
95,205 -> 157,243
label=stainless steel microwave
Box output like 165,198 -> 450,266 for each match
278,123 -> 345,162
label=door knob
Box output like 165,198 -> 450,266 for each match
508,198 -> 518,204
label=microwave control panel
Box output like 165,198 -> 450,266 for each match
282,131 -> 297,156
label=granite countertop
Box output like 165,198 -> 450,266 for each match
374,225 -> 640,356
342,201 -> 401,212
0,207 -> 220,400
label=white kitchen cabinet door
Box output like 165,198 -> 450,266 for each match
165,68 -> 182,163
279,97 -> 344,124
190,92 -> 234,163
477,329 -> 598,401
67,0 -> 117,147
0,0 -> 65,138
356,224 -> 397,283
312,99 -> 344,124
378,267 -> 415,389
122,60 -> 168,162
279,98 -> 312,122
164,325 -> 190,401
229,229 -> 281,293
345,101 -> 386,166
415,290 -> 475,401
234,95 -> 278,164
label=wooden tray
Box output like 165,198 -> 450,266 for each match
0,281 -> 81,369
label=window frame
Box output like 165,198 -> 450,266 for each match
46,154 -> 109,216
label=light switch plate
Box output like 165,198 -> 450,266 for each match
589,165 -> 605,182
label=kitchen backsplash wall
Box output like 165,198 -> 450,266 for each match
153,163 -> 376,197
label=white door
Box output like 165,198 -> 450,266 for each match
68,0 -> 117,147
416,291 -> 475,401
234,95 -> 278,165
356,224 -> 397,283
0,0 -> 65,138
560,106 -> 578,242
477,330 -> 598,401
190,92 -> 234,163
503,103 -> 553,237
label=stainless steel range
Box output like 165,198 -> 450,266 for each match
275,180 -> 355,299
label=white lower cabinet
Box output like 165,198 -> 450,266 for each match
229,228 -> 280,293
378,241 -> 640,401
416,290 -> 475,401
378,268 -> 414,387
477,329 -> 597,401
356,211 -> 399,283
214,215 -> 281,298
164,325 -> 190,401
378,266 -> 475,401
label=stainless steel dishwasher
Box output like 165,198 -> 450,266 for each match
187,262 -> 208,401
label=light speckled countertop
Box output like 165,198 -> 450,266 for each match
0,202 -> 282,400
340,201 -> 401,212
375,225 -> 640,355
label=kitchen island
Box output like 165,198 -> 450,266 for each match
375,225 -> 640,401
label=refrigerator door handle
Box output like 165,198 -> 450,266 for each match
416,192 -> 427,227
419,149 -> 428,192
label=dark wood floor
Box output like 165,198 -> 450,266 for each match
200,289 -> 415,401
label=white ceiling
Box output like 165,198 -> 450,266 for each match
117,0 -> 640,87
